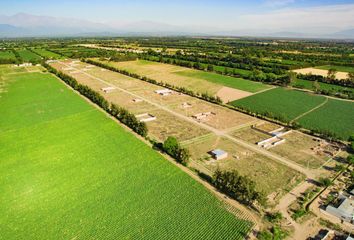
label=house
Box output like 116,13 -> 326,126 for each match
326,193 -> 354,223
210,149 -> 228,160
154,89 -> 173,96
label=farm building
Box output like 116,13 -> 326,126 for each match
209,149 -> 228,160
155,89 -> 173,96
325,193 -> 354,223
132,98 -> 143,103
347,236 -> 354,240
135,113 -> 156,123
101,87 -> 116,93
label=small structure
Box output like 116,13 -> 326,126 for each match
132,98 -> 143,103
15,63 -> 32,67
154,89 -> 173,96
181,102 -> 192,108
313,229 -> 331,240
101,87 -> 116,93
346,235 -> 354,240
135,113 -> 156,122
326,193 -> 354,223
209,149 -> 228,160
192,112 -> 215,121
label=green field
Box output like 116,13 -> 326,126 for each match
16,49 -> 42,62
230,87 -> 354,140
0,68 -> 252,239
230,88 -> 326,122
32,48 -> 62,59
292,78 -> 354,95
175,70 -> 269,93
298,99 -> 354,140
0,50 -> 16,60
315,65 -> 354,73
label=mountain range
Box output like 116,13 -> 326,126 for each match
0,13 -> 353,39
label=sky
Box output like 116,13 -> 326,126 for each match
1,0 -> 354,33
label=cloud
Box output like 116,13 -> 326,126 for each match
264,0 -> 296,7
237,3 -> 354,33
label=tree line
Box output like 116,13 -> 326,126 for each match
213,169 -> 266,206
43,62 -> 148,137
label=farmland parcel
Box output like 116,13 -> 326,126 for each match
0,66 -> 252,239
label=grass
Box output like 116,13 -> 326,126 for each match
315,65 -> 354,73
230,88 -> 326,122
175,70 -> 269,93
0,67 -> 252,239
298,98 -> 354,140
32,48 -> 62,59
16,49 -> 42,62
0,50 -> 16,60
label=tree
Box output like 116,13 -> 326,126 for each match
327,68 -> 337,80
347,72 -> 354,84
318,177 -> 332,187
312,80 -> 320,92
163,136 -> 190,165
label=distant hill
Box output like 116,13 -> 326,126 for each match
0,12 -> 353,39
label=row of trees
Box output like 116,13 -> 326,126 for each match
85,59 -> 222,104
43,62 -> 148,137
213,169 -> 266,206
110,104 -> 147,137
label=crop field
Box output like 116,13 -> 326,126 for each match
298,98 -> 354,140
230,88 -> 327,122
0,50 -> 16,60
315,65 -> 354,73
32,48 -> 62,59
0,66 -> 253,239
292,78 -> 354,95
185,135 -> 304,198
16,49 -> 42,62
96,59 -> 270,101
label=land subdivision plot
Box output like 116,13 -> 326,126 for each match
232,125 -> 335,169
185,135 -> 304,200
171,99 -> 256,130
269,131 -> 337,169
52,61 -> 210,142
145,109 -> 210,142
293,67 -> 349,80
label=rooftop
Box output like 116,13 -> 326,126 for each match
211,149 -> 227,156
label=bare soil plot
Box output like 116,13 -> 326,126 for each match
217,86 -> 253,102
144,109 -> 210,142
293,67 -> 349,80
255,121 -> 282,132
231,127 -> 271,144
269,131 -> 335,169
171,100 -> 255,130
186,135 -> 304,198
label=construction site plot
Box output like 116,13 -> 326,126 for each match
185,135 -> 304,199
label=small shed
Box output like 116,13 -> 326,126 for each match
101,87 -> 116,93
210,149 -> 228,160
